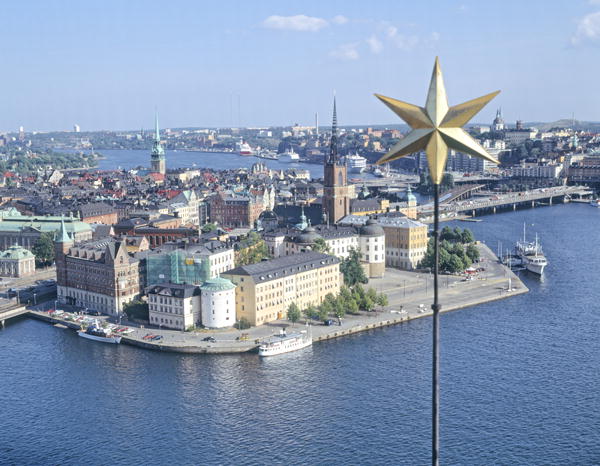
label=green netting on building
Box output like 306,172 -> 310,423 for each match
146,249 -> 210,286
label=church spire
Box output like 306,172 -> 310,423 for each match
154,111 -> 161,142
327,94 -> 338,165
56,216 -> 72,243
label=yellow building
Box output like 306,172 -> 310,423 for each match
222,251 -> 341,326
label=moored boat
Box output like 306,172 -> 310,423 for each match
258,327 -> 312,357
278,148 -> 300,163
515,224 -> 547,275
344,153 -> 367,173
78,321 -> 122,344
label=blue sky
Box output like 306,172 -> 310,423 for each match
1,0 -> 599,131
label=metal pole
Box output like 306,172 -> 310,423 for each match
432,183 -> 441,466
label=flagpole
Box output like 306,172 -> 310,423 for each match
432,182 -> 441,466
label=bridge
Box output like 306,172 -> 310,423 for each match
418,186 -> 593,219
0,305 -> 29,328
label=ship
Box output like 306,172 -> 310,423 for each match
515,224 -> 547,275
255,149 -> 279,160
235,140 -> 256,156
344,153 -> 367,173
258,327 -> 312,357
78,321 -> 122,344
278,148 -> 300,163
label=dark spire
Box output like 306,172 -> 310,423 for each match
327,95 -> 338,165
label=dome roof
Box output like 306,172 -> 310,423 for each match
296,226 -> 321,244
201,277 -> 236,292
259,210 -> 277,220
360,218 -> 384,237
0,244 -> 34,260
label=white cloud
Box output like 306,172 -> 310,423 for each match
330,43 -> 360,60
332,15 -> 348,25
262,15 -> 328,32
572,11 -> 600,44
366,35 -> 383,54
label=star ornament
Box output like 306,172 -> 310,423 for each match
375,57 -> 500,184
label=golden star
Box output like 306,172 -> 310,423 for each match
375,57 -> 500,184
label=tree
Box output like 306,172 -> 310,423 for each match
287,302 -> 301,325
201,223 -> 217,233
461,228 -> 475,244
376,292 -> 389,309
318,301 -> 331,322
332,296 -> 346,319
304,304 -> 318,321
466,243 -> 480,262
340,248 -> 368,286
312,237 -> 330,253
32,232 -> 55,267
352,283 -> 367,309
235,317 -> 251,330
123,300 -> 149,321
447,254 -> 465,274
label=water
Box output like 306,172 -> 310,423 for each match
92,149 -> 365,182
2,204 -> 600,465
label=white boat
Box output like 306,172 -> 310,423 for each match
235,140 -> 255,156
344,153 -> 367,173
515,224 -> 547,275
590,199 -> 600,207
278,148 -> 300,163
78,320 -> 122,344
258,327 -> 312,357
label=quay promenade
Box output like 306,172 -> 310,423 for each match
23,243 -> 528,354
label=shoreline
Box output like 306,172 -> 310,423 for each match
22,243 -> 529,355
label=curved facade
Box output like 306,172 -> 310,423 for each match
359,219 -> 386,278
201,278 -> 236,328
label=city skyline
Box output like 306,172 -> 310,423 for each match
2,0 -> 600,132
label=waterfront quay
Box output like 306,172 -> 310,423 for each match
22,243 -> 527,354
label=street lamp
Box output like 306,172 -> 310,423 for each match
374,58 -> 499,465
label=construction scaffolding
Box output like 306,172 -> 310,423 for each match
146,249 -> 210,286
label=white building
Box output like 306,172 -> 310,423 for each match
200,277 -> 236,328
147,284 -> 200,331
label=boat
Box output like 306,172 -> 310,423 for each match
258,327 -> 312,357
256,149 -> 279,160
590,199 -> 600,207
77,320 -> 122,344
344,153 -> 367,173
278,148 -> 300,163
235,140 -> 256,156
515,224 -> 547,275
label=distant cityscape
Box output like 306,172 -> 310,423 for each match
0,99 -> 598,345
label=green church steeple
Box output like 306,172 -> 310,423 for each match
150,110 -> 166,174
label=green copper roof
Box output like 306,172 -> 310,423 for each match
0,244 -> 34,260
201,277 -> 236,292
56,217 -> 72,243
0,210 -> 91,235
151,111 -> 165,158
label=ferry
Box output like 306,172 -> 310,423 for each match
78,321 -> 122,344
515,224 -> 547,275
278,148 -> 300,163
258,327 -> 312,357
344,153 -> 367,173
235,140 -> 256,156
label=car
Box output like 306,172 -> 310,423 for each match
323,319 -> 334,326
151,335 -> 163,341
202,336 -> 216,342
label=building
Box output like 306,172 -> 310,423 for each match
150,112 -> 166,175
147,283 -> 200,331
222,251 -> 341,326
200,277 -> 237,328
0,244 -> 35,277
492,108 -> 505,131
508,162 -> 563,179
55,221 -> 140,316
0,208 -> 92,251
340,214 -> 428,270
322,97 -> 350,224
504,129 -> 538,146
208,192 -> 264,228
76,202 -> 118,225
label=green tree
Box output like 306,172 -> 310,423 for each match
352,283 -> 367,309
304,304 -> 318,321
376,292 -> 389,309
123,300 -> 149,321
235,317 -> 251,330
318,301 -> 331,322
466,243 -> 480,262
461,228 -> 475,244
340,248 -> 368,286
201,223 -> 217,233
32,232 -> 55,267
287,302 -> 301,325
447,254 -> 465,273
312,237 -> 330,253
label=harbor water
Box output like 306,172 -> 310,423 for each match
2,202 -> 600,464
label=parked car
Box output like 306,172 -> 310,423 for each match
323,319 -> 334,326
202,336 -> 216,342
